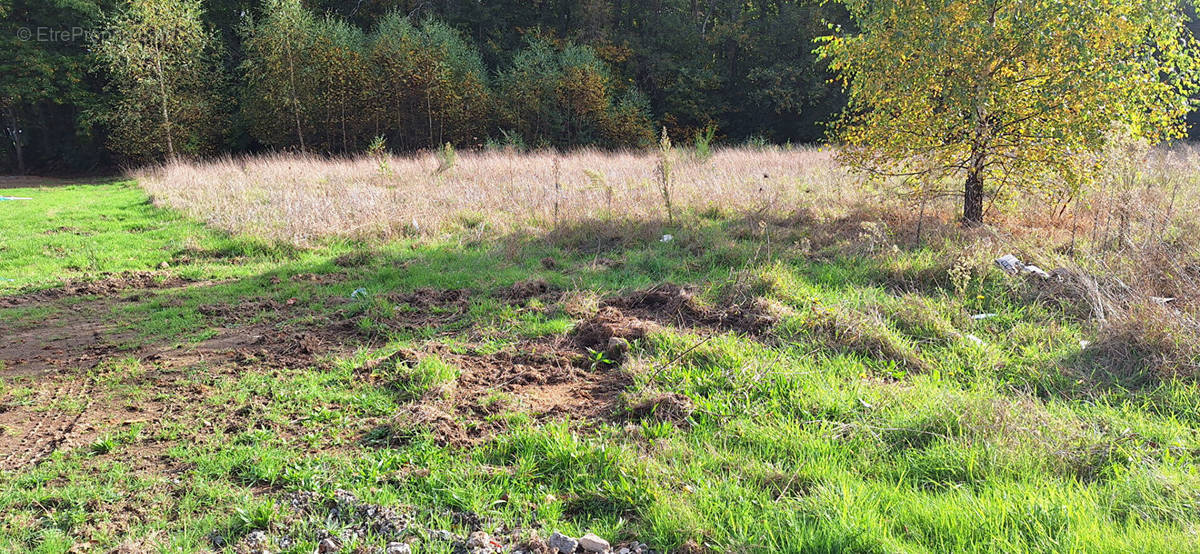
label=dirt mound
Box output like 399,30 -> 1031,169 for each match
333,250 -> 373,268
383,341 -> 629,447
573,306 -> 656,351
500,277 -> 558,302
625,392 -> 695,424
0,271 -> 196,308
603,283 -> 776,335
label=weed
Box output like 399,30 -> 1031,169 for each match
234,499 -> 280,534
90,435 -> 118,455
368,135 -> 391,176
657,127 -> 675,224
693,123 -> 717,162
435,142 -> 457,174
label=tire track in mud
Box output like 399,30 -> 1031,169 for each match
0,375 -> 94,471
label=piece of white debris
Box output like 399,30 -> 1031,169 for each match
1023,265 -> 1050,279
995,254 -> 1023,275
351,287 -> 369,299
995,255 -> 1050,279
1151,296 -> 1176,304
661,234 -> 674,243
972,313 -> 998,320
965,333 -> 986,346
1079,340 -> 1091,349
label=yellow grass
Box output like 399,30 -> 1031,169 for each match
137,147 -> 868,246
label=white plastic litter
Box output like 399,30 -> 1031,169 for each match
995,254 -> 1049,279
1024,265 -> 1050,279
351,287 -> 369,299
994,254 -> 1023,275
1151,296 -> 1176,304
972,313 -> 998,320
965,333 -> 986,346
661,234 -> 674,243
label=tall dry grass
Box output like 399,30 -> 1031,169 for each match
137,147 -> 865,246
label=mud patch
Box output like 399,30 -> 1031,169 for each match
0,281 -> 363,473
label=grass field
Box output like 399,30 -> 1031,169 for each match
1,149 -> 1199,553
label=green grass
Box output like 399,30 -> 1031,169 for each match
1,183 -> 1198,552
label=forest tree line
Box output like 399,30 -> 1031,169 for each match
1,0 -> 851,172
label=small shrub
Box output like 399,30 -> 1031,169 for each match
657,127 -> 675,223
434,142 -> 457,174
367,135 -> 390,175
693,123 -> 717,162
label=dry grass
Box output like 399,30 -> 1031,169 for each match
137,144 -> 1200,379
137,147 -> 861,246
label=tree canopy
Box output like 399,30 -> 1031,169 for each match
819,0 -> 1200,225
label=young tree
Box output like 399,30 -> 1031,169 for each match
818,0 -> 1200,225
310,16 -> 369,154
96,0 -> 227,163
240,0 -> 318,151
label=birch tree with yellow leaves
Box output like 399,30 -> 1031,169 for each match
818,0 -> 1200,225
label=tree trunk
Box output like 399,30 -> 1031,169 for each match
155,56 -> 175,161
962,166 -> 984,226
7,107 -> 24,174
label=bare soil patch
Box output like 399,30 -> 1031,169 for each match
0,279 -> 363,473
380,338 -> 630,448
0,271 -> 198,308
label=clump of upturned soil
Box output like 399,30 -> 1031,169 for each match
0,271 -> 196,308
379,341 -> 630,448
625,392 -> 695,425
333,250 -> 373,268
367,288 -> 472,334
501,277 -> 558,303
573,307 -> 656,350
386,404 -> 480,448
604,283 -> 777,335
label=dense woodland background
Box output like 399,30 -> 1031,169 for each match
4,0 -> 1200,174
1,0 -> 854,173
